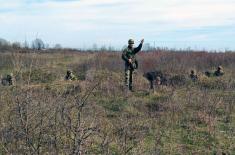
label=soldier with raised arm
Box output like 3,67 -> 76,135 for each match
122,38 -> 144,91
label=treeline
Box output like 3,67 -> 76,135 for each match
0,37 -> 62,52
1,37 -> 235,53
0,37 -> 119,52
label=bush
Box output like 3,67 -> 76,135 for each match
199,77 -> 228,90
22,69 -> 57,84
169,74 -> 187,87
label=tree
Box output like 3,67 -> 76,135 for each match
54,44 -> 62,50
143,43 -> 155,51
0,38 -> 11,51
23,40 -> 29,49
45,43 -> 50,49
32,38 -> 45,50
100,45 -> 107,52
108,45 -> 115,51
12,42 -> 21,49
92,44 -> 98,51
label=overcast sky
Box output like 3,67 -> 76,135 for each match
0,0 -> 235,50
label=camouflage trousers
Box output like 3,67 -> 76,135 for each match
125,68 -> 133,90
1,78 -> 15,86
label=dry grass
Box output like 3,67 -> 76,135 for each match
0,50 -> 234,154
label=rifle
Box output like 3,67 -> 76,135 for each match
129,59 -> 138,70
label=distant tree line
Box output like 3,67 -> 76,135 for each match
89,43 -> 156,52
2,37 -> 230,53
0,37 -> 63,52
0,37 -> 179,52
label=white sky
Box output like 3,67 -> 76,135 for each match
0,0 -> 235,50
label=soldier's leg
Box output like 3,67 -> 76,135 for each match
10,77 -> 16,86
125,69 -> 130,87
1,78 -> 8,86
129,70 -> 133,90
9,80 -> 12,85
150,80 -> 153,89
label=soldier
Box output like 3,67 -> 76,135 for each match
0,75 -> 4,86
122,38 -> 144,91
156,76 -> 161,85
8,73 -> 15,85
205,66 -> 224,77
214,66 -> 224,77
1,73 -> 15,86
143,71 -> 163,89
65,70 -> 77,81
189,70 -> 198,82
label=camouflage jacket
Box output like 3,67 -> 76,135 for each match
65,73 -> 77,81
214,70 -> 224,77
122,43 -> 143,63
205,70 -> 224,77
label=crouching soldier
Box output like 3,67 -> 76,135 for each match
143,71 -> 163,90
214,66 -> 224,77
205,65 -> 224,77
65,70 -> 77,81
1,73 -> 15,86
122,38 -> 144,91
189,70 -> 198,82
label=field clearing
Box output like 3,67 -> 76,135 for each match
0,50 -> 234,154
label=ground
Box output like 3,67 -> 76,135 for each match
0,50 -> 234,154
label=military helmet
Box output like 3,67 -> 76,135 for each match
191,70 -> 196,74
6,74 -> 12,79
218,66 -> 223,70
67,70 -> 72,74
128,39 -> 134,44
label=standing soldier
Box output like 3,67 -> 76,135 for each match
122,38 -> 144,91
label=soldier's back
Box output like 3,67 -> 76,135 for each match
214,70 -> 224,77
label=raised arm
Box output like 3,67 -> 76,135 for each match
134,39 -> 144,54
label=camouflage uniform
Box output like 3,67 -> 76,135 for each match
156,76 -> 161,85
189,70 -> 198,82
65,70 -> 77,81
214,66 -> 224,77
205,66 -> 224,77
143,71 -> 163,89
1,73 -> 15,86
122,40 -> 143,91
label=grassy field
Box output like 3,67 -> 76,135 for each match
0,50 -> 234,154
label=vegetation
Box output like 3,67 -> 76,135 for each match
0,49 -> 234,154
